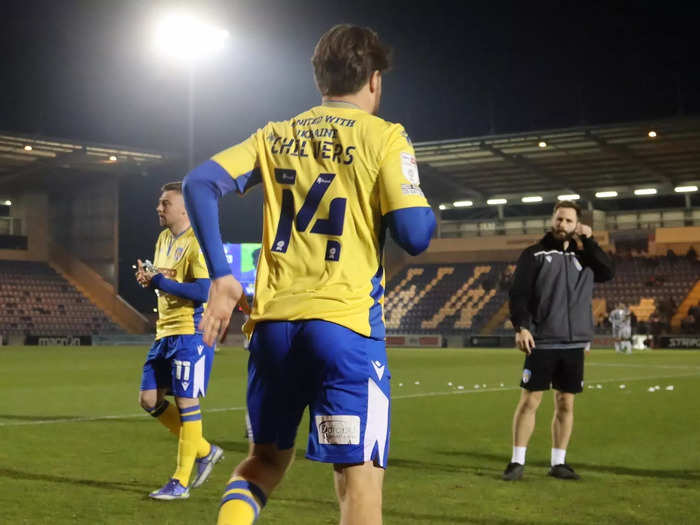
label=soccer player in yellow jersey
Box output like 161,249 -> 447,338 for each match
183,25 -> 435,524
136,181 -> 227,500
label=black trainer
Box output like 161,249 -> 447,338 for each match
502,462 -> 524,481
549,463 -> 580,480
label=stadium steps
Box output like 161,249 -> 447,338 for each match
49,242 -> 152,334
671,279 -> 700,330
480,300 -> 509,335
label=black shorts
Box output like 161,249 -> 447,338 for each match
520,348 -> 584,394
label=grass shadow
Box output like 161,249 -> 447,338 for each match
439,450 -> 700,481
0,467 -> 150,494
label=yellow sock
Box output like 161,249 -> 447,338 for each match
197,436 -> 212,459
156,400 -> 181,436
172,405 -> 203,486
149,400 -> 210,458
218,476 -> 267,525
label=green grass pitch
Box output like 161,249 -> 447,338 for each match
2,346 -> 699,524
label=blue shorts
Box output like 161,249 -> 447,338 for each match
247,320 -> 391,468
140,334 -> 215,399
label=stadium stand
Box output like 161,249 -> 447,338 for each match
0,260 -> 123,337
385,262 -> 512,335
595,256 -> 700,322
385,255 -> 700,338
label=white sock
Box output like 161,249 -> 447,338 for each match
511,446 -> 526,465
551,448 -> 566,466
614,342 -> 620,352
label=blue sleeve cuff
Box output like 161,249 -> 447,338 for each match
383,207 -> 436,256
151,276 -> 210,303
183,160 -> 235,279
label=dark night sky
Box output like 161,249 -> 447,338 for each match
2,0 -> 698,309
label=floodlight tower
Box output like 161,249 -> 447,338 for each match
154,13 -> 229,169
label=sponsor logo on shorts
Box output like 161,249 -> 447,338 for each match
315,415 -> 360,445
522,369 -> 532,384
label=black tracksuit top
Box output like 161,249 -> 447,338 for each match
509,232 -> 615,347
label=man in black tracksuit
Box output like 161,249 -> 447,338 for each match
502,200 -> 614,481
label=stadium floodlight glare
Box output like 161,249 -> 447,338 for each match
486,198 -> 507,205
154,13 -> 229,62
595,191 -> 618,198
648,130 -> 657,138
557,194 -> 580,201
109,155 -> 117,161
674,185 -> 698,193
521,196 -> 543,203
3,200 -> 11,206
538,141 -> 547,148
24,145 -> 32,151
453,200 -> 473,207
439,204 -> 447,210
634,188 -> 657,196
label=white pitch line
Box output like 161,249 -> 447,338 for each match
0,406 -> 246,428
588,362 -> 700,371
2,372 -> 698,428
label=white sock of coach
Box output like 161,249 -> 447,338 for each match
511,446 -> 527,465
551,448 -> 566,466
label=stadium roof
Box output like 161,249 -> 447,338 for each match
414,117 -> 700,206
0,132 -> 169,185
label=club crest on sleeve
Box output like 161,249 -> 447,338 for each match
400,151 -> 420,185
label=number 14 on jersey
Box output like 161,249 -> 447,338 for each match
271,168 -> 346,262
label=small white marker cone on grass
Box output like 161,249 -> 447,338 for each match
457,385 -> 464,390
619,384 -> 626,389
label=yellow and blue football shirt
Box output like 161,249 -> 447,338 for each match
211,103 -> 430,339
153,227 -> 209,340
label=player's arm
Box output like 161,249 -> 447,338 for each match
183,134 -> 260,344
150,275 -> 210,303
183,134 -> 260,279
378,126 -> 436,255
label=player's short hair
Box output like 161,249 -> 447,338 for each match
312,24 -> 391,96
161,181 -> 182,194
553,200 -> 581,219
